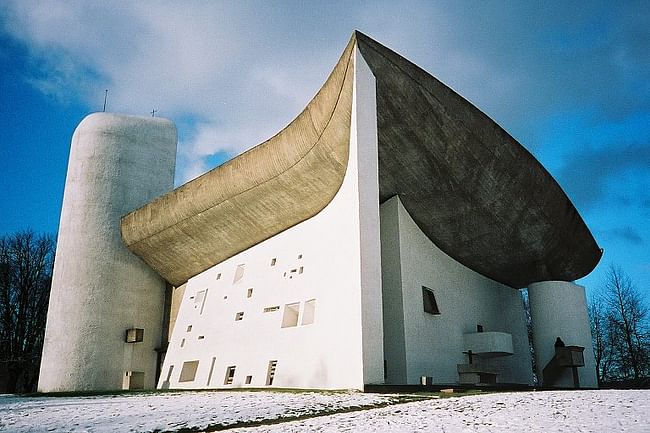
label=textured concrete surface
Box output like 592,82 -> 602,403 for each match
355,31 -> 601,288
39,113 -> 177,391
123,31 -> 600,289
121,37 -> 356,287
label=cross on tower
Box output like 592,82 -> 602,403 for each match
151,109 -> 158,117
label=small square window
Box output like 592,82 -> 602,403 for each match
186,325 -> 192,332
298,254 -> 303,259
235,311 -> 244,321
216,272 -> 222,280
422,286 -> 440,315
245,375 -> 252,385
271,258 -> 277,266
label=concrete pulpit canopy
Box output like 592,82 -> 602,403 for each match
121,31 -> 601,289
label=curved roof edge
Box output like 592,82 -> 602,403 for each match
354,31 -> 601,287
121,35 -> 356,286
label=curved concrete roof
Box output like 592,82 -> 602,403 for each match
122,31 -> 601,288
121,36 -> 355,286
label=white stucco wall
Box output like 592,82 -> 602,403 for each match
158,49 -> 383,391
39,113 -> 177,392
528,281 -> 598,388
380,196 -> 534,385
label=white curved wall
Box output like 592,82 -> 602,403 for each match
157,49 -> 383,391
39,113 -> 177,392
528,281 -> 597,388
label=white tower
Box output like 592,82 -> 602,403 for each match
38,113 -> 177,392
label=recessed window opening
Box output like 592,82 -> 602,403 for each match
271,258 -> 277,266
301,299 -> 316,325
298,254 -> 303,259
477,324 -> 484,333
266,360 -> 278,385
263,306 -> 280,313
224,366 -> 236,385
216,272 -> 222,280
233,264 -> 245,283
281,303 -> 300,328
180,338 -> 185,348
194,289 -> 208,314
422,286 -> 441,315
186,325 -> 192,332
299,266 -> 304,274
235,311 -> 244,321
198,335 -> 205,340
247,288 -> 253,298
290,268 -> 297,273
179,360 -> 200,382
166,365 -> 174,382
245,375 -> 252,385
206,357 -> 216,386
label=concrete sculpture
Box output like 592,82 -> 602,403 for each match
40,32 -> 600,392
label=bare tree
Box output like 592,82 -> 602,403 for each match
0,231 -> 55,393
588,297 -> 612,385
591,265 -> 649,384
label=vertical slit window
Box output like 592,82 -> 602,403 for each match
266,360 -> 278,385
224,366 -> 236,385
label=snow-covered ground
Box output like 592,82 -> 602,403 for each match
0,390 -> 398,432
1,389 -> 647,432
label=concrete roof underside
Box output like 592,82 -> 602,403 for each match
121,31 -> 601,289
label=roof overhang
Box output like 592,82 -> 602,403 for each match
121,31 -> 601,288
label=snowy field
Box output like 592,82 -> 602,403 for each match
1,389 -> 647,432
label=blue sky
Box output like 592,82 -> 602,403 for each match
0,1 -> 648,302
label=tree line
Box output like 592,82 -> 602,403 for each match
0,231 -> 55,393
589,265 -> 650,387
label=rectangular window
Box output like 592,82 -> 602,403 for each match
271,258 -> 277,266
224,366 -> 236,385
281,303 -> 300,328
301,299 -> 316,325
298,266 -> 304,274
125,328 -> 144,343
477,324 -> 484,333
266,360 -> 278,385
198,335 -> 205,340
233,264 -> 245,283
216,272 -> 222,280
298,254 -> 303,259
235,311 -> 244,321
166,365 -> 174,382
422,286 -> 441,315
247,288 -> 253,298
179,360 -> 200,382
245,375 -> 252,385
263,306 -> 280,313
186,325 -> 192,332
180,338 -> 185,348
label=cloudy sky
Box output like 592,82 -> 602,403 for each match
0,1 -> 648,300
